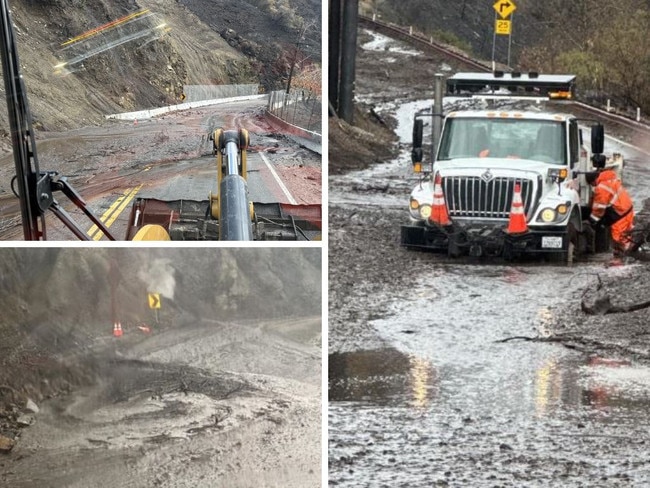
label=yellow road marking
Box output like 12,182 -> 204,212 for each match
87,184 -> 143,240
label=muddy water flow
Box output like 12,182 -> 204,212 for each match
329,47 -> 650,483
329,264 -> 650,486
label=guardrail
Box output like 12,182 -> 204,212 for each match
105,94 -> 267,121
267,90 -> 321,138
360,15 -> 650,145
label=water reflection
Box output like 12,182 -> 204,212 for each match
533,355 -> 650,416
331,348 -> 650,418
329,349 -> 438,408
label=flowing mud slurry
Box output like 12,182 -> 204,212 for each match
329,264 -> 650,486
3,317 -> 321,488
329,30 -> 650,487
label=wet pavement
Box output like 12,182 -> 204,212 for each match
329,264 -> 650,486
329,30 -> 650,487
0,100 -> 321,240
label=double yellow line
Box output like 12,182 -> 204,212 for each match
87,185 -> 142,240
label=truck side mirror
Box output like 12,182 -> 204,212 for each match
411,119 -> 425,171
411,147 -> 423,165
413,119 -> 423,150
591,154 -> 607,169
591,124 -> 604,154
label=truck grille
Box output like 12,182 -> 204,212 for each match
442,176 -> 537,220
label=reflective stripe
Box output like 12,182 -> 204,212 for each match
592,173 -> 633,221
590,214 -> 601,222
597,183 -> 616,195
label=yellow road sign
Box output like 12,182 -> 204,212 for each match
493,0 -> 516,19
148,293 -> 161,309
495,19 -> 512,35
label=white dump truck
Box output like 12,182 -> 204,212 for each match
401,72 -> 623,261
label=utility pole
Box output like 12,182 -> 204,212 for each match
286,43 -> 300,95
286,23 -> 308,95
339,0 -> 359,123
329,0 -> 342,113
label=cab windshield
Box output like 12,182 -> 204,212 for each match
437,117 -> 566,165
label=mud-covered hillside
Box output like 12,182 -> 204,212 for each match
0,248 -> 320,341
0,248 -> 322,483
180,0 -> 322,90
0,0 -> 319,136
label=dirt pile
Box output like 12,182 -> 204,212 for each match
328,105 -> 398,174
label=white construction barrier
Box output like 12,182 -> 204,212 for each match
105,94 -> 267,121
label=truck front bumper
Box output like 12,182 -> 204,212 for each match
400,222 -> 571,257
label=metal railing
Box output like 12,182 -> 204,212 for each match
267,90 -> 321,135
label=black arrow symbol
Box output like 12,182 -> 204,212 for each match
500,1 -> 511,13
151,294 -> 159,307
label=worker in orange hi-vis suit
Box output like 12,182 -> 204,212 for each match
585,170 -> 635,253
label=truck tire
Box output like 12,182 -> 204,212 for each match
594,226 -> 612,253
547,222 -> 578,264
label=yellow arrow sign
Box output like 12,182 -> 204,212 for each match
148,293 -> 161,309
493,0 -> 516,19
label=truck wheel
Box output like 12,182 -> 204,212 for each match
566,222 -> 579,264
547,223 -> 577,264
594,226 -> 612,253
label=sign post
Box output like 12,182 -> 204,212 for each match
491,0 -> 517,68
148,292 -> 161,323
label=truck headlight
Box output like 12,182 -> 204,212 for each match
409,198 -> 422,219
536,203 -> 570,223
419,204 -> 432,219
540,208 -> 556,222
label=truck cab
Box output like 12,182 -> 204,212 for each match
402,72 -> 621,260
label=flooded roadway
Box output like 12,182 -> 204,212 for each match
329,30 -> 650,485
0,100 -> 321,240
3,317 -> 322,488
328,141 -> 650,486
329,262 -> 650,486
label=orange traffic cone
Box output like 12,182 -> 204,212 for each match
113,322 -> 123,338
506,183 -> 528,234
429,173 -> 451,226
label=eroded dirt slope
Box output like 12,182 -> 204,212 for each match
0,0 -> 320,148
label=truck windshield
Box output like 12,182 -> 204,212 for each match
437,117 -> 566,165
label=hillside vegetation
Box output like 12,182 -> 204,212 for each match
366,0 -> 650,113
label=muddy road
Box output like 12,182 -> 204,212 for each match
2,316 -> 322,488
0,98 -> 321,240
329,31 -> 650,486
